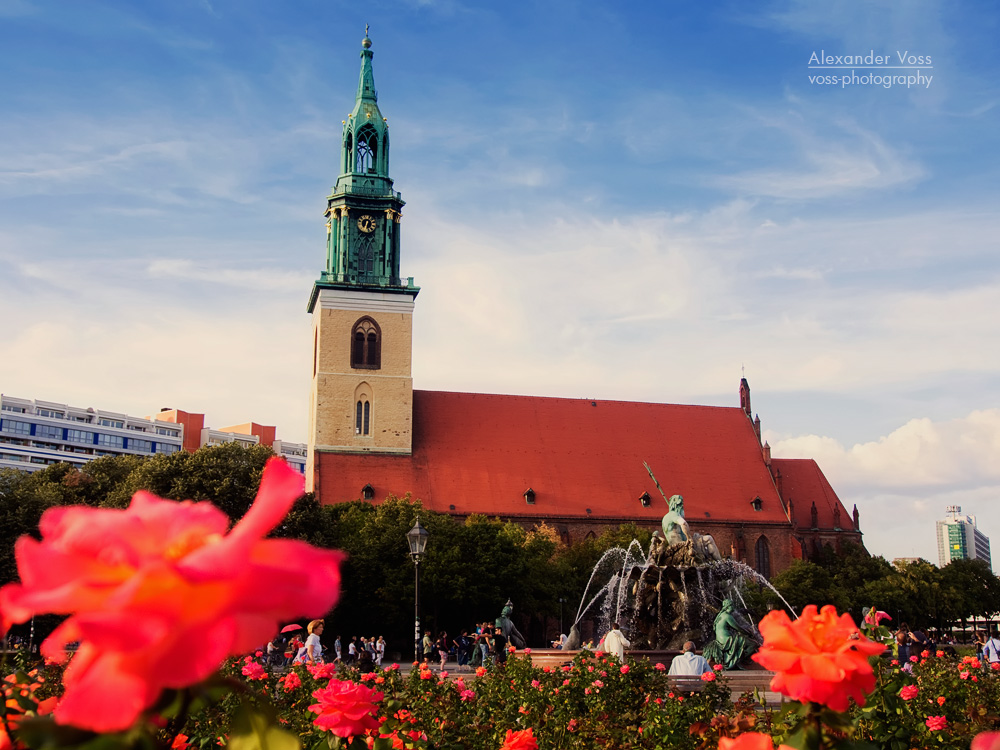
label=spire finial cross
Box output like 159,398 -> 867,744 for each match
365,23 -> 370,37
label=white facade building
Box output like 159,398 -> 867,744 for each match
936,505 -> 992,570
0,394 -> 182,472
0,394 -> 306,475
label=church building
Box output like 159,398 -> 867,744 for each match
306,35 -> 863,577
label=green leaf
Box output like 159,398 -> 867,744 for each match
228,702 -> 302,750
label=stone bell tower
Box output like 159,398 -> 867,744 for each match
306,31 -> 418,491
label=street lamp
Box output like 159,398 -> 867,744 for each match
558,597 -> 565,637
406,518 -> 430,663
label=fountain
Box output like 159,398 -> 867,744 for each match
564,464 -> 796,668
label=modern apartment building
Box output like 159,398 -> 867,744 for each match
0,394 -> 306,474
936,505 -> 992,569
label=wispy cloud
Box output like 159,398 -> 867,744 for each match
716,118 -> 925,199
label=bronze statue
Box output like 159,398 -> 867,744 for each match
702,598 -> 757,669
660,494 -> 722,563
496,600 -> 526,648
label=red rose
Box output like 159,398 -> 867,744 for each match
499,728 -> 538,750
718,735 -> 774,750
752,605 -> 885,711
899,685 -> 918,700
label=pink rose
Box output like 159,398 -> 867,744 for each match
308,679 -> 383,738
972,732 -> 1000,750
460,689 -> 476,701
925,716 -> 947,732
308,663 -> 337,680
655,662 -> 666,671
241,662 -> 267,681
0,458 -> 343,732
899,685 -> 918,700
701,671 -> 717,682
620,665 -> 630,674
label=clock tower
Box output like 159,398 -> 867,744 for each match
306,32 -> 418,491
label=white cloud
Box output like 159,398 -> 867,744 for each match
717,119 -> 925,199
769,409 -> 1000,491
767,410 -> 1000,561
147,259 -> 312,293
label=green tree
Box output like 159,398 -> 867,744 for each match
939,557 -> 1000,629
769,560 -> 849,614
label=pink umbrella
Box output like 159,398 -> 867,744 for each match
280,624 -> 303,633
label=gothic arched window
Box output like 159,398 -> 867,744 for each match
356,125 -> 378,173
345,132 -> 353,172
755,535 -> 771,579
355,398 -> 371,436
350,317 -> 381,370
357,235 -> 375,277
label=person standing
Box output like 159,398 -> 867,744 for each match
984,629 -> 1000,664
604,621 -> 630,662
492,626 -> 508,669
422,630 -> 433,662
668,641 -> 711,675
348,636 -> 357,665
454,631 -> 469,671
293,620 -> 325,665
376,636 -> 385,666
479,623 -> 492,666
437,630 -> 449,671
334,635 -> 342,663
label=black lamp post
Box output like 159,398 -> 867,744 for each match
558,597 -> 565,637
406,518 -> 429,664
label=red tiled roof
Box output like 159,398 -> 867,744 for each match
316,390 -> 791,525
770,458 -> 852,530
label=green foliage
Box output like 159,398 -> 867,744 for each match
0,447 -> 652,656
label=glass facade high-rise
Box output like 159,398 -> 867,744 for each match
936,505 -> 991,569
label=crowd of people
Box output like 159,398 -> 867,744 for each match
420,622 -> 513,671
258,616 -> 1000,675
265,621 -> 387,670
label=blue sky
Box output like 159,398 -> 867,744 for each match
2,0 -> 999,564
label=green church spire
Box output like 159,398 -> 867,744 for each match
356,27 -> 377,103
308,31 -> 417,313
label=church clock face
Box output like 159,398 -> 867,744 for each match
357,214 -> 376,234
